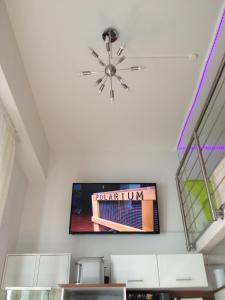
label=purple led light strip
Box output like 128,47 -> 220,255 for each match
179,145 -> 225,152
201,145 -> 225,150
177,9 -> 225,150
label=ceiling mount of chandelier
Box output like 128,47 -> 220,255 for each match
80,28 -> 145,103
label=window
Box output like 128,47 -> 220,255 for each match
0,101 -> 16,225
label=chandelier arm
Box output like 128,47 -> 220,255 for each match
89,48 -> 106,67
98,76 -> 108,94
104,76 -> 108,84
110,78 -> 114,102
110,54 -> 197,60
105,35 -> 111,54
106,38 -> 115,102
79,70 -> 105,76
110,37 -> 113,60
117,66 -> 145,71
110,76 -> 113,91
107,37 -> 111,64
98,58 -> 106,67
109,52 -> 114,100
116,67 -> 131,71
95,75 -> 106,86
115,75 -> 130,92
114,55 -> 126,66
115,75 -> 125,84
112,55 -> 121,65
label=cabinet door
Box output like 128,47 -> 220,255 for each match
157,254 -> 208,288
37,255 -> 70,287
215,288 -> 225,300
49,288 -> 64,300
110,255 -> 159,288
2,255 -> 37,288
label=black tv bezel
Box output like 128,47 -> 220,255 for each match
69,182 -> 160,235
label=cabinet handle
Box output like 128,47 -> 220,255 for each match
176,277 -> 192,281
127,279 -> 144,282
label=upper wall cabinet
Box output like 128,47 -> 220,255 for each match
1,253 -> 72,288
157,254 -> 208,288
110,255 -> 159,288
1,255 -> 37,287
37,254 -> 71,287
110,254 -> 208,289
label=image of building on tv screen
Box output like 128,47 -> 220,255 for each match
70,183 -> 159,233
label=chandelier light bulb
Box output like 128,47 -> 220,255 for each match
130,65 -> 145,71
81,71 -> 92,76
95,77 -> 104,86
98,83 -> 105,94
89,48 -> 99,58
116,55 -> 126,65
116,75 -> 130,91
116,75 -> 125,84
117,45 -> 125,56
121,83 -> 130,91
110,90 -> 115,102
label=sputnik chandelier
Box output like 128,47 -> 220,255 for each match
80,28 -> 145,103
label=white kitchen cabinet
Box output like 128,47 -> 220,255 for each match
37,255 -> 71,287
110,255 -> 159,288
1,255 -> 37,288
1,253 -> 72,288
214,287 -> 225,300
157,254 -> 208,288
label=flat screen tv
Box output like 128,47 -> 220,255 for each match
69,183 -> 160,234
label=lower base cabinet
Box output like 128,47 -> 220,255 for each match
3,287 -> 215,300
3,286 -> 126,300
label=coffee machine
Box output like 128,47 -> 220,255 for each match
75,257 -> 104,284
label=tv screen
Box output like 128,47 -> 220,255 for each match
69,183 -> 159,234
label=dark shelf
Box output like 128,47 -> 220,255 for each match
126,289 -> 214,300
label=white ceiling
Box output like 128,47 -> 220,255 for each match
4,0 -> 225,152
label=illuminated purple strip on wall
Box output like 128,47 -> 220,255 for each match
179,145 -> 225,152
177,9 -> 225,150
201,145 -> 225,150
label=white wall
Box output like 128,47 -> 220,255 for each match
177,7 -> 225,150
0,160 -> 28,280
0,0 -> 49,180
16,148 -> 187,262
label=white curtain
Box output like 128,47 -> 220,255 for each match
0,101 -> 16,226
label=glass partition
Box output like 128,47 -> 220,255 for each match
6,290 -> 49,300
